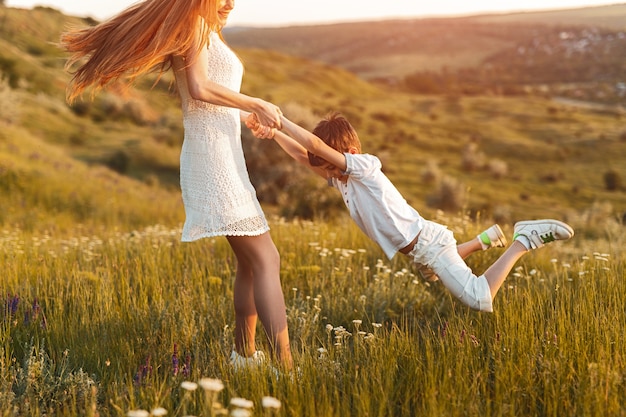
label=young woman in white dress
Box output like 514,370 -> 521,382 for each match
62,0 -> 293,369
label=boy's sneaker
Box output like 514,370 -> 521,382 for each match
513,219 -> 574,250
230,350 -> 266,371
478,224 -> 508,250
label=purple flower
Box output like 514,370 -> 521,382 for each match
172,344 -> 179,376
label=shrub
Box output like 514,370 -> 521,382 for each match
106,150 -> 130,174
427,175 -> 466,213
603,169 -> 622,191
69,99 -> 90,117
124,99 -> 156,126
487,158 -> 508,179
0,73 -> 19,124
461,142 -> 485,172
0,57 -> 18,88
7,341 -> 98,415
421,160 -> 441,184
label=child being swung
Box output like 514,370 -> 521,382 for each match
247,112 -> 574,312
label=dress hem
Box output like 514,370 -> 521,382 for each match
180,227 -> 270,242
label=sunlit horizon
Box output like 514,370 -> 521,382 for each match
4,0 -> 623,26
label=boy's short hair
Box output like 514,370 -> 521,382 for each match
308,111 -> 361,166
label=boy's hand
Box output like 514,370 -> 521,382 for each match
246,113 -> 275,139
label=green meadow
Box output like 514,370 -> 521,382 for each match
2,4 -> 626,416
2,214 -> 625,416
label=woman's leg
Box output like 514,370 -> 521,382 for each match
227,232 -> 292,368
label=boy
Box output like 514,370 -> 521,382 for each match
247,112 -> 573,312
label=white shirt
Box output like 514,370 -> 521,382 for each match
330,153 -> 424,259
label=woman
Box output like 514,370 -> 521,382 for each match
61,0 -> 292,369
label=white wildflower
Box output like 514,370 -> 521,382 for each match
262,396 -> 282,409
198,378 -> 224,392
127,410 -> 150,417
151,407 -> 168,416
230,397 -> 254,409
230,410 -> 251,417
180,381 -> 198,391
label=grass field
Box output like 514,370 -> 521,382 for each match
1,212 -> 624,416
1,4 -> 626,416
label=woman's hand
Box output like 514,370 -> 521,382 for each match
251,98 -> 282,129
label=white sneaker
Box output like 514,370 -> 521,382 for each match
229,350 -> 266,371
477,224 -> 507,249
513,219 -> 574,249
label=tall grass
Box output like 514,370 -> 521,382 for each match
1,214 -> 624,416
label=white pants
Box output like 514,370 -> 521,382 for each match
408,220 -> 493,312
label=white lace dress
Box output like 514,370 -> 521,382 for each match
175,32 -> 269,241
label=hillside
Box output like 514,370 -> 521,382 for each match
0,5 -> 625,235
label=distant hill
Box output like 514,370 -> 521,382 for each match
225,4 -> 626,105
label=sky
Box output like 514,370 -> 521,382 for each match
4,0 -> 621,27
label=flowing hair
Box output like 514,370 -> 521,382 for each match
61,0 -> 219,103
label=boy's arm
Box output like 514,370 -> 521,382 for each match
272,131 -> 327,178
244,112 -> 327,178
280,116 -> 348,172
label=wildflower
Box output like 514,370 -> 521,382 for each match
440,321 -> 448,338
134,357 -> 152,386
183,354 -> 191,377
372,323 -> 382,328
352,319 -> 362,326
231,410 -> 251,417
180,381 -> 198,391
262,396 -> 281,409
172,344 -> 179,376
151,407 -> 168,416
6,294 -> 19,316
199,378 -> 224,392
230,397 -> 254,409
127,410 -> 150,417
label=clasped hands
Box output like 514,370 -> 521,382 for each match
246,113 -> 276,140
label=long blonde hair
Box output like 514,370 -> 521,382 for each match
61,0 -> 219,102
